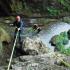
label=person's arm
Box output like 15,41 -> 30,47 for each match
20,20 -> 23,30
37,27 -> 41,33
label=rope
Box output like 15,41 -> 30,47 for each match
6,29 -> 70,69
7,31 -> 19,70
54,55 -> 70,68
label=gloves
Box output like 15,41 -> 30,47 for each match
18,28 -> 20,31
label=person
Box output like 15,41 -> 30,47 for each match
12,16 -> 25,46
12,16 -> 41,43
32,24 -> 41,33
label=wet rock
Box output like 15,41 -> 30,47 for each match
23,37 -> 48,55
49,35 -> 59,46
67,29 -> 70,40
10,53 -> 70,70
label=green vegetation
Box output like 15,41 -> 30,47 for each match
51,31 -> 70,55
24,0 -> 70,16
47,7 -> 61,16
0,0 -> 70,16
11,0 -> 32,16
57,0 -> 70,11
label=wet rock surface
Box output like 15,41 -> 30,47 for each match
9,54 -> 70,70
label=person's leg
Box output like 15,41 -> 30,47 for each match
18,30 -> 21,42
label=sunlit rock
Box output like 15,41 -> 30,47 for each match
23,37 -> 48,55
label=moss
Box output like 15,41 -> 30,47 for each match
51,32 -> 68,46
60,32 -> 69,45
47,7 -> 61,16
51,31 -> 70,55
0,28 -> 11,42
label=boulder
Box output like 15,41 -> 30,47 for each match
49,35 -> 59,46
10,53 -> 69,70
22,37 -> 48,55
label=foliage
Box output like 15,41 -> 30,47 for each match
60,32 -> 69,45
22,0 -> 70,16
11,1 -> 23,13
22,2 -> 32,16
51,32 -> 68,45
47,7 -> 61,16
57,0 -> 70,11
11,1 -> 32,16
1,0 -> 70,16
64,48 -> 70,55
51,31 -> 70,55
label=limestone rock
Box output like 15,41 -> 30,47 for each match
11,53 -> 69,70
23,37 -> 48,55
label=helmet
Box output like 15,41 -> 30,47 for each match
16,16 -> 20,21
33,24 -> 38,29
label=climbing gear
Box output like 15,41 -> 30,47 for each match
54,54 -> 70,67
7,31 -> 19,70
33,24 -> 38,30
7,26 -> 70,70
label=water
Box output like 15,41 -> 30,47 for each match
39,22 -> 70,50
15,22 -> 70,51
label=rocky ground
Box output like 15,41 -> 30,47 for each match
11,55 -> 70,70
1,53 -> 70,70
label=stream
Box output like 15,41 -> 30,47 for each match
38,22 -> 70,51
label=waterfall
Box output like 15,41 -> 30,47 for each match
39,22 -> 70,50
